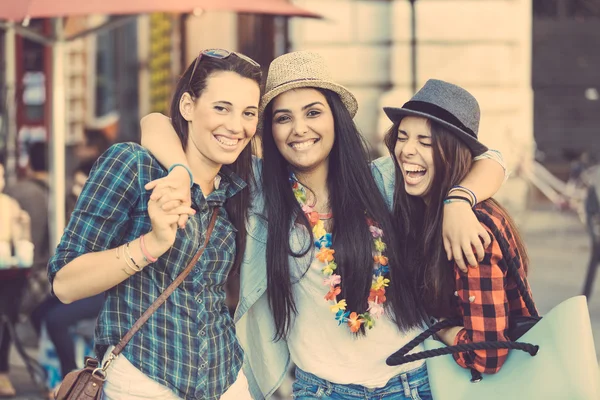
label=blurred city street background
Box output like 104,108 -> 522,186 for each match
0,0 -> 599,398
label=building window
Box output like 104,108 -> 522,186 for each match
534,0 -> 559,17
0,29 -> 5,157
534,0 -> 600,19
89,17 -> 139,142
95,28 -> 118,117
565,0 -> 600,18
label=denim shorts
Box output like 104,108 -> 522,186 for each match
292,363 -> 431,400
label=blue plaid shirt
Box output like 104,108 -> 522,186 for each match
49,143 -> 245,400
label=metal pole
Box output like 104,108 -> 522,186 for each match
50,18 -> 66,250
4,23 -> 17,186
409,0 -> 417,94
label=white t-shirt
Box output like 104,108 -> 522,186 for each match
287,251 -> 426,388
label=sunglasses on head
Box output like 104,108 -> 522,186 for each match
188,48 -> 260,89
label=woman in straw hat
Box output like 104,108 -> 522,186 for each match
140,51 -> 506,399
49,49 -> 262,400
383,79 -> 536,377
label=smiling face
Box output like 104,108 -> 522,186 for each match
181,70 -> 260,168
270,88 -> 335,174
394,116 -> 434,199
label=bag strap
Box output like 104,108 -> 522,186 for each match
387,209 -> 539,368
476,211 -> 538,318
109,207 -> 220,359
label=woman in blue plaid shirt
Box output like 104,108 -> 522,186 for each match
48,50 -> 262,400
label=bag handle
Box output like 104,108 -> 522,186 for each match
387,210 -> 539,369
386,317 -> 539,366
101,207 -> 220,369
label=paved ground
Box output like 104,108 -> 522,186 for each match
5,204 -> 600,399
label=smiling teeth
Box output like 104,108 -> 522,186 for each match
403,163 -> 426,172
291,140 -> 317,150
216,136 -> 238,146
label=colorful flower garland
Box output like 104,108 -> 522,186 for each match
290,175 -> 391,333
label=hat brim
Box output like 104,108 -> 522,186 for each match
260,80 -> 358,117
383,107 -> 488,157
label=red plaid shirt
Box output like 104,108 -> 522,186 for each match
452,201 -> 537,374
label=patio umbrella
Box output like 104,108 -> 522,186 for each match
0,0 -> 319,248
0,0 -> 320,21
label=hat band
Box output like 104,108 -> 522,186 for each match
270,77 -> 321,91
402,100 -> 477,139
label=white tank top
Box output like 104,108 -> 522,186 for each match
287,252 -> 426,388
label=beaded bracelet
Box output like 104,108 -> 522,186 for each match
168,163 -> 194,188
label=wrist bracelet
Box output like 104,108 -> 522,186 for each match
443,198 -> 472,206
121,266 -> 134,276
444,195 -> 474,207
140,234 -> 158,263
168,163 -> 194,188
125,242 -> 144,272
450,185 -> 477,207
448,189 -> 474,207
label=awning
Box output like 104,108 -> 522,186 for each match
0,0 -> 320,21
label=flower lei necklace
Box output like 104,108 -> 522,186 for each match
290,174 -> 391,333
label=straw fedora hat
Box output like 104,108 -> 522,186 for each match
260,51 -> 358,117
383,79 -> 488,156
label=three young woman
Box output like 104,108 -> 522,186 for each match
140,51 -> 507,399
49,50 -> 261,399
383,79 -> 536,374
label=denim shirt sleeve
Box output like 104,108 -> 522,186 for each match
370,155 -> 396,211
250,156 -> 265,214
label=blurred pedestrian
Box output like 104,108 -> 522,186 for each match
5,142 -> 51,316
66,157 -> 96,221
0,155 -> 33,398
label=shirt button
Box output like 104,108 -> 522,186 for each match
200,330 -> 206,336
200,363 -> 207,369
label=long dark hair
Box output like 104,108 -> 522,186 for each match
262,89 -> 425,340
169,54 -> 262,273
384,119 -> 529,318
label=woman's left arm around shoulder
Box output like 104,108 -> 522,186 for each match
443,150 -> 507,272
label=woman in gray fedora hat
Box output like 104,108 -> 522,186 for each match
383,79 -> 537,377
139,52 -> 506,399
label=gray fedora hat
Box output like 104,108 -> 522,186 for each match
384,79 -> 488,156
